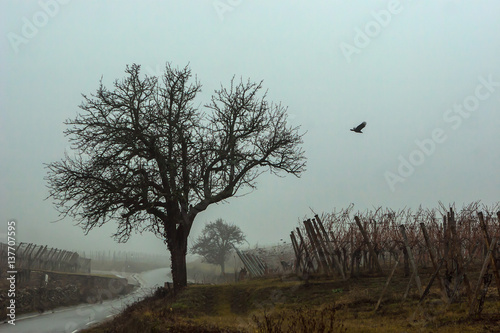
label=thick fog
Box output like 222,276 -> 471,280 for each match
1,1 -> 499,256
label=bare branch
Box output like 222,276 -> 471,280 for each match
45,63 -> 306,290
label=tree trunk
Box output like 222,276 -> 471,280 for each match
168,221 -> 190,293
221,261 -> 225,275
171,242 -> 187,293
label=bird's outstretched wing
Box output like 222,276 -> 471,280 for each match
351,121 -> 367,133
355,121 -> 366,131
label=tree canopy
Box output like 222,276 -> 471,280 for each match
45,63 -> 306,291
191,218 -> 246,274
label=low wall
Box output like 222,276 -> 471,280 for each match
0,269 -> 135,320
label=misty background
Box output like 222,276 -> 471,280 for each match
1,1 -> 499,260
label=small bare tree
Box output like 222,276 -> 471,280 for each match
191,218 -> 246,275
45,63 -> 306,292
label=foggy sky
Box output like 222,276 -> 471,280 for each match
1,1 -> 499,257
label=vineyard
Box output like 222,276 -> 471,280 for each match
290,202 -> 500,317
82,202 -> 500,332
79,249 -> 168,273
0,243 -> 90,277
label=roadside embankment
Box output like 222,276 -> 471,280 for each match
0,269 -> 135,321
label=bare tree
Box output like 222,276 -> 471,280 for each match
191,218 -> 245,274
45,63 -> 306,292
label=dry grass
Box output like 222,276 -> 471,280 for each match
82,271 -> 500,333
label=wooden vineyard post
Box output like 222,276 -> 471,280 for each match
16,242 -> 27,269
420,223 -> 449,302
443,215 -> 449,270
448,210 -> 473,303
290,231 -> 302,275
350,227 -> 357,277
374,252 -> 400,312
448,208 -> 456,271
234,247 -> 262,277
372,219 -> 378,271
411,259 -> 445,320
315,215 -> 346,280
296,228 -> 312,276
304,219 -> 330,274
402,271 -> 415,302
399,224 -> 423,296
478,212 -> 500,297
249,254 -> 266,275
32,245 -> 47,270
302,221 -> 321,273
354,216 -> 383,275
311,218 -> 335,275
469,237 -> 498,316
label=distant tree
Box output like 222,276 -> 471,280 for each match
45,63 -> 306,292
191,219 -> 246,274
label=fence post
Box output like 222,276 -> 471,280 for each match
304,219 -> 329,274
290,231 -> 302,275
420,223 -> 449,302
411,259 -> 445,320
355,216 -> 383,275
296,228 -> 313,275
315,215 -> 346,280
469,237 -> 497,316
399,224 -> 423,296
311,218 -> 335,275
448,209 -> 473,303
374,252 -> 400,312
478,212 -> 500,298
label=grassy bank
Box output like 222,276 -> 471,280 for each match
83,271 -> 500,332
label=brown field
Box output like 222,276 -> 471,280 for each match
81,267 -> 500,333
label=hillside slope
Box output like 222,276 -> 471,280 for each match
83,272 -> 500,332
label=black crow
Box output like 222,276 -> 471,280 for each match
350,121 -> 366,133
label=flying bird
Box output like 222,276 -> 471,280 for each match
350,121 -> 366,133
